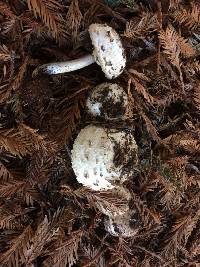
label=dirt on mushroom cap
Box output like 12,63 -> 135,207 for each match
86,83 -> 131,120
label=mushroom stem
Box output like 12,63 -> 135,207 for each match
32,54 -> 95,77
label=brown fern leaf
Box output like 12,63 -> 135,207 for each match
0,202 -> 32,230
82,245 -> 106,267
0,124 -> 56,157
0,162 -> 13,181
0,1 -> 16,17
0,225 -> 33,266
28,149 -> 53,186
186,60 -> 200,75
44,230 -> 83,267
152,171 -> 183,212
124,12 -> 159,39
161,210 -> 200,261
140,111 -> 162,143
26,208 -> 63,264
159,25 -> 195,66
176,36 -> 196,58
0,44 -> 12,61
0,180 -> 25,198
131,77 -> 155,105
169,0 -> 182,9
26,0 -> 67,41
167,156 -> 189,189
190,237 -> 200,256
52,100 -> 82,144
76,187 -> 130,217
131,191 -> 161,227
159,27 -> 181,80
164,131 -> 200,153
18,123 -> 57,154
0,56 -> 28,103
194,84 -> 200,110
128,84 -> 162,143
173,5 -> 200,31
0,128 -> 32,157
165,209 -> 200,252
66,0 -> 83,43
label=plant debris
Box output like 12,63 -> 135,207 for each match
0,0 -> 200,266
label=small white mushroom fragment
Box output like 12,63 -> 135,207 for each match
71,125 -> 138,191
33,24 -> 126,79
104,210 -> 141,237
86,83 -> 131,120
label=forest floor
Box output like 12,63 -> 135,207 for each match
0,0 -> 200,266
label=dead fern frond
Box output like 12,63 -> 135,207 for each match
76,187 -> 130,217
0,1 -> 16,17
18,123 -> 56,153
194,85 -> 200,110
131,77 -> 155,105
0,56 -> 28,103
127,82 -> 162,143
0,124 -> 55,157
26,0 -> 67,41
140,111 -> 161,143
44,230 -> 83,267
0,225 -> 33,266
124,12 -> 159,40
131,191 -> 161,227
82,245 -> 106,267
164,131 -> 200,153
152,171 -> 183,211
0,162 -> 13,181
169,0 -> 182,9
159,25 -> 195,65
173,5 -> 200,31
0,202 -> 32,230
163,209 -> 200,260
190,237 -> 200,256
0,180 -> 25,198
0,128 -> 32,157
51,100 -> 82,144
0,44 -> 13,62
159,26 -> 181,69
167,156 -> 189,188
66,0 -> 83,43
26,208 -> 63,264
28,149 -> 53,186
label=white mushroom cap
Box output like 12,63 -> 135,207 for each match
89,24 -> 126,79
104,210 -> 140,237
86,83 -> 131,120
71,125 -> 138,191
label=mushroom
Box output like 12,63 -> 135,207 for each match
86,83 -> 132,120
104,210 -> 142,237
32,24 -> 126,79
71,125 -> 138,191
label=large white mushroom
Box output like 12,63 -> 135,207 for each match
71,125 -> 138,191
86,83 -> 132,120
33,24 -> 126,79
